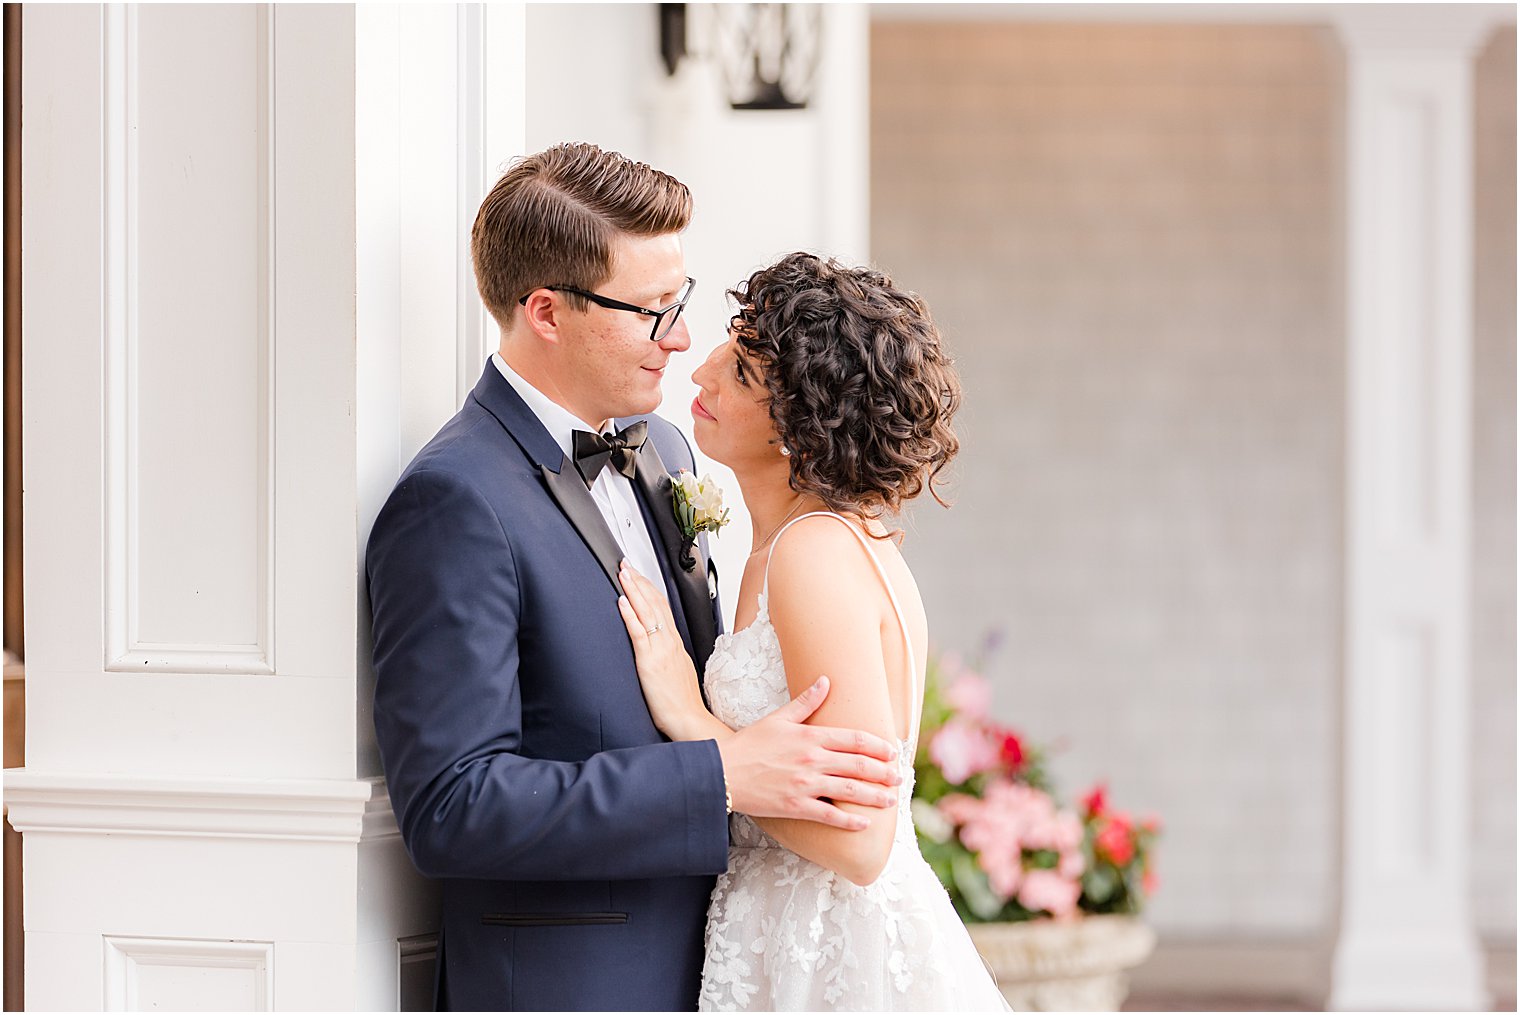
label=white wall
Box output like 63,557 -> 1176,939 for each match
873,19 -> 1346,938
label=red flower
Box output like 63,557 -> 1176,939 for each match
1095,817 -> 1135,867
999,731 -> 1024,768
1081,782 -> 1107,818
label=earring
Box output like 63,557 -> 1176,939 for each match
780,445 -> 792,457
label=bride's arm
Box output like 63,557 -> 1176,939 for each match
615,562 -> 903,833
749,519 -> 904,887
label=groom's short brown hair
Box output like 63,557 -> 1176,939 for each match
471,142 -> 693,327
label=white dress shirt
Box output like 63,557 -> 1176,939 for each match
492,353 -> 668,601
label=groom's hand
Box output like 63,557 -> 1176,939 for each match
716,676 -> 902,831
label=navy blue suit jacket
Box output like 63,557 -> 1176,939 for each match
367,361 -> 730,1011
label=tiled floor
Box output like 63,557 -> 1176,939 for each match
1122,991 -> 1518,1012
1123,993 -> 1315,1011
1120,940 -> 1516,1013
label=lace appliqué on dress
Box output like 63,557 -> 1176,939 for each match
704,591 -> 788,735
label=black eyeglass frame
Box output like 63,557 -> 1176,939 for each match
518,276 -> 697,342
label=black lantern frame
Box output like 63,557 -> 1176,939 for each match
660,3 -> 823,112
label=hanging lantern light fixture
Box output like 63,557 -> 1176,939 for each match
660,3 -> 823,112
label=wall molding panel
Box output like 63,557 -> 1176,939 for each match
103,4 -> 277,676
6,769 -> 427,1009
4,772 -> 380,844
104,936 -> 274,1012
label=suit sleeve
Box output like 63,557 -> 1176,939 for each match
367,467 -> 730,882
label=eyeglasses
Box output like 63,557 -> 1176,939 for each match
519,276 -> 696,342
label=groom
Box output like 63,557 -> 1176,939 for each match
366,143 -> 904,1011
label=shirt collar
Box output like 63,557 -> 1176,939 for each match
491,352 -> 611,463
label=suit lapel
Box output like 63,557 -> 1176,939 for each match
540,459 -> 625,595
631,441 -> 718,667
469,358 -> 713,650
466,360 -> 627,596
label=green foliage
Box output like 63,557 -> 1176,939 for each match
951,853 -> 1006,921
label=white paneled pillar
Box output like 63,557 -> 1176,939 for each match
1330,8 -> 1505,1011
11,4 -> 526,1009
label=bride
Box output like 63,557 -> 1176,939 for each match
616,252 -> 1010,1011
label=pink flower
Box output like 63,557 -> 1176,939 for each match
1018,805 -> 1065,852
943,670 -> 992,719
940,783 -> 1025,900
936,793 -> 982,826
1017,867 -> 1082,919
1053,809 -> 1085,853
981,780 -> 1038,821
1142,867 -> 1160,895
957,788 -> 1023,855
929,719 -> 1003,785
939,780 -> 1087,907
979,844 -> 1025,899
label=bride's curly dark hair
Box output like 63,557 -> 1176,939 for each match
727,252 -> 961,521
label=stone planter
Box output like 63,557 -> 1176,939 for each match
968,914 -> 1157,1012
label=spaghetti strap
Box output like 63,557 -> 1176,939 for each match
763,511 -> 921,747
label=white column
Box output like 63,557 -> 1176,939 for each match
814,2 -> 871,266
1330,8 -> 1506,1011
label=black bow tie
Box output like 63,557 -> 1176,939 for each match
571,420 -> 648,489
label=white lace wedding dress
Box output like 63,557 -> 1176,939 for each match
697,512 -> 1011,1012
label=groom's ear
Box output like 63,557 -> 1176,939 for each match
519,290 -> 564,346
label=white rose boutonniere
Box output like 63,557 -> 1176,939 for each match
671,469 -> 729,571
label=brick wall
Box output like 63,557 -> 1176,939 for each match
872,20 -> 1514,941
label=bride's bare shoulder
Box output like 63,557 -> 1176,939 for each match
765,513 -> 889,601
